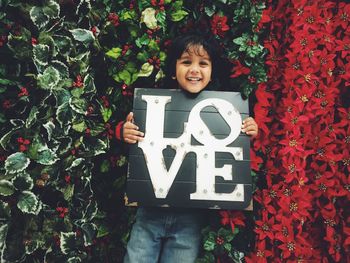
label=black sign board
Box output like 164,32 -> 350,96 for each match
125,88 -> 252,210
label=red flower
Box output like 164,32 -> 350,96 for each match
211,14 -> 229,38
230,60 -> 251,78
294,3 -> 322,32
219,210 -> 245,233
254,210 -> 275,240
334,36 -> 350,59
245,240 -> 273,263
335,58 -> 350,86
275,185 -> 313,221
336,3 -> 350,29
279,131 -> 306,157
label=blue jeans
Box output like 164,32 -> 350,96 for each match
124,207 -> 205,263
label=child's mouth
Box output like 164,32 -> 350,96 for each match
186,77 -> 201,81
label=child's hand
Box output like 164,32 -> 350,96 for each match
123,112 -> 144,144
241,117 -> 258,137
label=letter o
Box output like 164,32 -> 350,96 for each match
187,98 -> 242,147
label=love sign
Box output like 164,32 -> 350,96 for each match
126,88 -> 252,210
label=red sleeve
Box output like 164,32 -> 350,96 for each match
115,121 -> 124,141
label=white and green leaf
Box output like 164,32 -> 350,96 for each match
138,62 -> 154,77
83,74 -> 96,94
5,152 -> 30,175
56,102 -> 74,127
43,120 -> 55,141
17,191 -> 42,215
81,223 -> 97,246
43,0 -> 60,18
0,201 -> 11,220
25,106 -> 39,128
36,148 -> 59,165
69,28 -> 95,45
37,66 -> 61,90
33,44 -> 50,67
0,180 -> 15,197
60,232 -> 76,255
30,6 -> 49,30
12,172 -> 34,191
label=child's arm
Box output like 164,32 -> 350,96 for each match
241,117 -> 258,137
115,112 -> 144,144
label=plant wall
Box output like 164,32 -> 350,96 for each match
1,0 -> 348,262
248,0 -> 350,262
0,1 -> 266,262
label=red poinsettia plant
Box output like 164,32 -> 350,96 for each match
248,0 -> 350,262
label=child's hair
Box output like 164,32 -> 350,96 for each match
162,33 -> 230,90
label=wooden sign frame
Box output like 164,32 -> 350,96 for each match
125,88 -> 252,210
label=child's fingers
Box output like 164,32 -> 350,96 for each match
241,117 -> 258,137
124,121 -> 139,131
126,112 -> 134,123
123,121 -> 144,143
124,135 -> 142,144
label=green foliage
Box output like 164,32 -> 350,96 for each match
0,0 -> 266,262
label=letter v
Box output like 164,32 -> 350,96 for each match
138,95 -> 189,198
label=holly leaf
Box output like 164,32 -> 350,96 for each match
0,180 -> 15,196
12,172 -> 34,191
60,232 -> 76,255
57,102 -> 74,127
72,120 -> 87,132
70,97 -> 88,114
26,106 -> 39,128
106,47 -> 122,59
33,44 -> 50,67
83,74 -> 96,94
101,107 -> 112,123
43,0 -> 60,18
17,191 -> 42,215
53,35 -> 73,56
70,28 -> 95,45
30,6 -> 49,30
203,238 -> 215,251
81,138 -> 107,157
36,148 -> 59,165
81,223 -> 97,246
37,66 -> 61,90
5,152 -> 30,175
171,10 -> 188,22
141,7 -> 157,29
138,62 -> 154,77
0,201 -> 11,219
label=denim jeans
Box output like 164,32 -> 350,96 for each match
123,207 -> 205,263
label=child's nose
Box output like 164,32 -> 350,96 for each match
189,65 -> 199,74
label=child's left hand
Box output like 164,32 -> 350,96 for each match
241,117 -> 258,137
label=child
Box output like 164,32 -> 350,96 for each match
116,34 -> 258,263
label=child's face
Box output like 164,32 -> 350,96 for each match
175,45 -> 212,93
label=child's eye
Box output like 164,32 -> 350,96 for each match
200,61 -> 210,66
181,60 -> 191,65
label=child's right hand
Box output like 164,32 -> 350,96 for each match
123,112 -> 144,144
